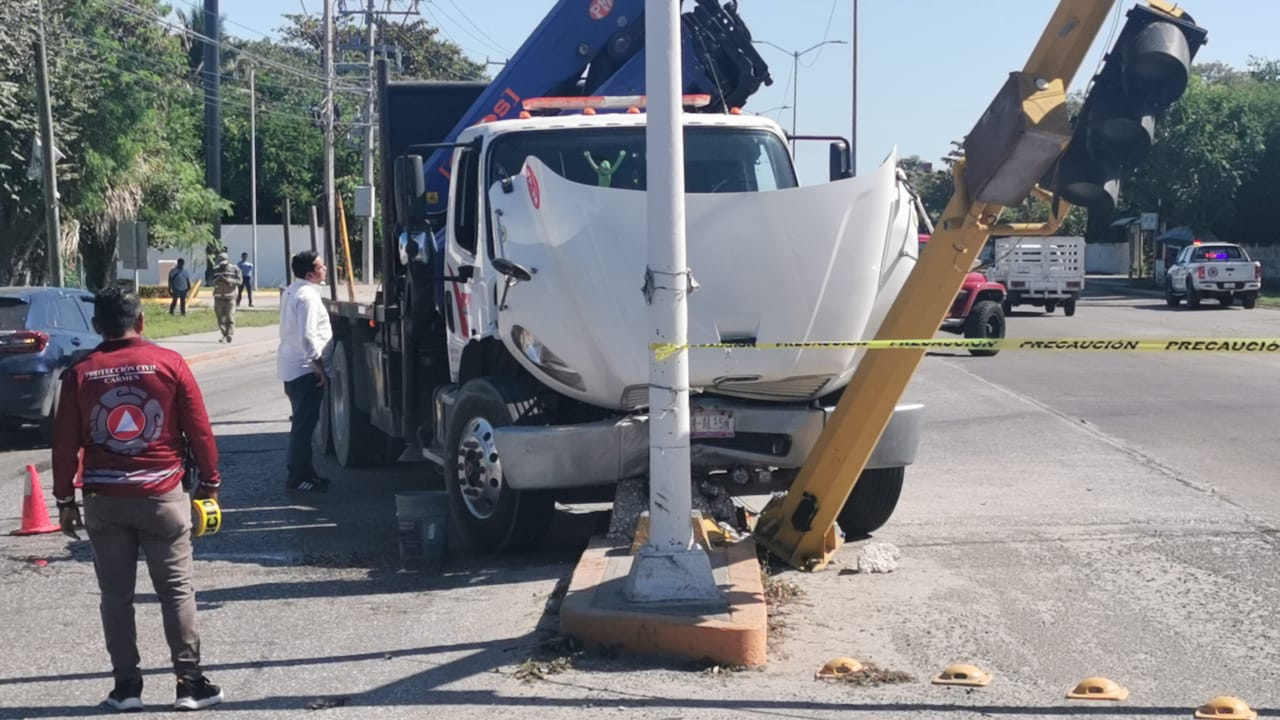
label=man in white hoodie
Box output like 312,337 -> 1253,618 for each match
277,250 -> 333,492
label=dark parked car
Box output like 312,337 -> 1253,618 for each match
0,287 -> 101,443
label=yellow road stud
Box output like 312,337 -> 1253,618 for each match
815,657 -> 863,680
1066,676 -> 1129,701
931,663 -> 993,687
1194,696 -> 1258,720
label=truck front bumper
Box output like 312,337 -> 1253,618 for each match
494,401 -> 924,490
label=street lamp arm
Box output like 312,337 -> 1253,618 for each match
799,39 -> 847,57
751,39 -> 793,56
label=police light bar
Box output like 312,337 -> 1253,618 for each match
521,94 -> 712,111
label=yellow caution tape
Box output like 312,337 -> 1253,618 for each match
650,338 -> 1280,360
191,498 -> 222,537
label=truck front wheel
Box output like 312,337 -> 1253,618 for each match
836,467 -> 905,537
964,300 -> 1004,357
445,378 -> 555,553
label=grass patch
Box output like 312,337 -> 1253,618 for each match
512,635 -> 582,682
140,305 -> 278,340
760,558 -> 805,635
1258,289 -> 1280,307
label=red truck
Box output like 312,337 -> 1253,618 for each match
919,235 -> 1007,356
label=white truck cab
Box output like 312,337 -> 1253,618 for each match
420,109 -> 925,550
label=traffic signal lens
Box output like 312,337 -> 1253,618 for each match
1123,21 -> 1192,107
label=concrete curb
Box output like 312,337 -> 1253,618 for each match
560,536 -> 768,668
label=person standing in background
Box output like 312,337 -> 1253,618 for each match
168,259 -> 190,316
236,252 -> 255,308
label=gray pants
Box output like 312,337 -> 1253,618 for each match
84,487 -> 201,682
214,298 -> 235,339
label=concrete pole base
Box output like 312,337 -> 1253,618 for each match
624,546 -> 721,603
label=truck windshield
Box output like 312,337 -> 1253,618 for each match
486,126 -> 797,194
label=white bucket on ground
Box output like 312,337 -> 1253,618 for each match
395,491 -> 449,565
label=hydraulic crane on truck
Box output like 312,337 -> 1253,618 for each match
324,0 -> 773,469
754,0 -> 1207,571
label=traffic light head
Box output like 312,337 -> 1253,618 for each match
1047,4 -> 1207,214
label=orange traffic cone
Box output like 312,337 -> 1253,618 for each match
10,465 -> 61,536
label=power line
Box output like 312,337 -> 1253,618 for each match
801,0 -> 841,69
432,0 -> 508,55
108,0 -> 364,93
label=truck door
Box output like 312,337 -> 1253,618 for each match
444,143 -> 490,379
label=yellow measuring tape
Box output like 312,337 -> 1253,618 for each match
651,338 -> 1280,360
191,498 -> 222,537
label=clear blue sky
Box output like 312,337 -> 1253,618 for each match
214,0 -> 1280,183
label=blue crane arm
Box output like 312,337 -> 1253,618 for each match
419,0 -> 771,214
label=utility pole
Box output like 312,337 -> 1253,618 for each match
323,0 -> 337,300
625,0 -> 719,604
204,0 -> 221,243
34,0 -> 62,287
248,63 -> 258,292
363,0 -> 377,285
851,0 -> 859,174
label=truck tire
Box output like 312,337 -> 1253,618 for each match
1063,298 -> 1077,317
836,467 -> 905,537
1045,300 -> 1057,314
445,378 -> 555,553
1165,280 -> 1181,307
1186,279 -> 1201,308
331,339 -> 376,468
964,300 -> 1004,357
1243,291 -> 1258,309
1001,300 -> 1013,315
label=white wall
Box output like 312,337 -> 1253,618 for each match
115,224 -> 314,289
1085,242 -> 1129,274
1243,245 -> 1280,284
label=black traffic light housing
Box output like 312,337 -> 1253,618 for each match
1045,4 -> 1208,214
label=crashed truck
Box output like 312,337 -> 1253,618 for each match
318,0 -> 926,552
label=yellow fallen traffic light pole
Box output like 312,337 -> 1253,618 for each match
756,0 -> 1206,571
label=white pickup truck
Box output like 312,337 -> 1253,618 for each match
1165,242 -> 1262,309
985,236 -> 1086,316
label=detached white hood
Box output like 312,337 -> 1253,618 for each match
489,152 -> 918,410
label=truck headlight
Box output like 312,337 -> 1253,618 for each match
510,325 -> 586,391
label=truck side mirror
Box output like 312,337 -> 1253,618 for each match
829,140 -> 853,181
394,155 -> 425,228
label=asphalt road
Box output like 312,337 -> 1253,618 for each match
0,286 -> 1276,719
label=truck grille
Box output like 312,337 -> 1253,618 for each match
712,374 -> 834,401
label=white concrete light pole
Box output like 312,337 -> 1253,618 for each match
624,0 -> 719,603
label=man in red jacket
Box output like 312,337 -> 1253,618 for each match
53,287 -> 224,712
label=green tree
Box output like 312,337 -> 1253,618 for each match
0,0 -> 228,288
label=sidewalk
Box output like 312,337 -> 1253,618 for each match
1085,274 -> 1164,298
156,323 -> 280,367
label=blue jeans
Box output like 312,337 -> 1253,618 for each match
284,374 -> 324,484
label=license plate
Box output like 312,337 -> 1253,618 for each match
1224,282 -> 1239,289
692,409 -> 734,439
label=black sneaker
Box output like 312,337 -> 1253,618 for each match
105,679 -> 144,712
287,476 -> 330,493
174,675 -> 223,711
